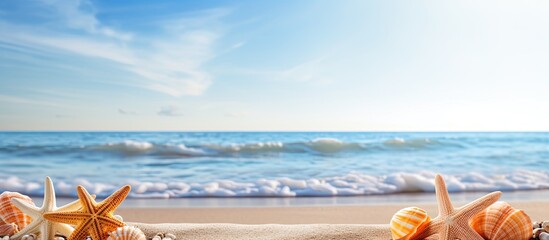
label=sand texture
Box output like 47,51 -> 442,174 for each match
129,223 -> 392,240
116,201 -> 548,240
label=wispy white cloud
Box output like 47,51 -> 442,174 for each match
223,56 -> 331,83
157,106 -> 184,117
38,0 -> 132,41
0,0 -> 228,97
0,94 -> 67,108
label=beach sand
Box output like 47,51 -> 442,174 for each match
119,201 -> 548,239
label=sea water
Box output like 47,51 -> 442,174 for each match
0,132 -> 547,198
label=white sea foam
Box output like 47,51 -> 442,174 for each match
2,171 -> 548,199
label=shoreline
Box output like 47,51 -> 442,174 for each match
35,189 -> 549,208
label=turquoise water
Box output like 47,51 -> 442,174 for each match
0,132 -> 548,198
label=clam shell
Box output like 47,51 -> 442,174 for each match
0,222 -> 18,236
390,206 -> 430,240
0,192 -> 33,230
107,226 -> 146,240
470,201 -> 531,240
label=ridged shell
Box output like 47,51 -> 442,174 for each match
0,192 -> 33,230
470,201 -> 532,240
107,226 -> 146,240
0,222 -> 18,236
390,207 -> 431,240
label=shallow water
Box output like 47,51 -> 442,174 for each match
0,132 -> 548,198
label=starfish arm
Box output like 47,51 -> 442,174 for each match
434,175 -> 454,216
76,186 -> 97,214
38,222 -> 50,240
43,212 -> 90,226
452,223 -> 484,240
56,198 -> 86,213
455,191 -> 501,220
98,215 -> 125,229
43,176 -> 57,210
50,222 -> 74,239
11,198 -> 41,218
10,218 -> 42,239
97,185 -> 131,215
68,220 -> 93,240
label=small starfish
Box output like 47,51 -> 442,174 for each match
412,174 -> 501,240
43,185 -> 130,240
11,177 -> 93,240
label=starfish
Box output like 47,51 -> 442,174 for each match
412,174 -> 501,240
11,177 -> 94,240
43,185 -> 130,240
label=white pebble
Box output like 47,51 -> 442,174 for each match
21,234 -> 36,240
540,232 -> 549,240
543,222 -> 549,232
114,215 -> 123,222
535,228 -> 547,238
1,236 -> 9,240
152,236 -> 162,240
164,233 -> 176,240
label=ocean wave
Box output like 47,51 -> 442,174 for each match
2,171 -> 548,198
0,137 -> 461,158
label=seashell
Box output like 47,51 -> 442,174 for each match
470,201 -> 531,240
106,226 -> 146,240
0,222 -> 18,236
0,192 -> 33,231
390,207 -> 431,240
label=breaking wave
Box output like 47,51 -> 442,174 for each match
2,171 -> 547,198
0,137 -> 459,158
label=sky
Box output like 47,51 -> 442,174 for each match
0,0 -> 548,131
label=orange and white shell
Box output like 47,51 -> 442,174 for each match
390,206 -> 431,240
0,192 -> 33,231
107,226 -> 146,240
0,218 -> 18,236
470,201 -> 532,240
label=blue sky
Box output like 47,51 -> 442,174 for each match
0,0 -> 548,131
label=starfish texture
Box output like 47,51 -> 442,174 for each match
43,185 -> 130,240
412,174 -> 501,240
11,177 -> 92,240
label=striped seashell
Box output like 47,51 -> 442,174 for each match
0,192 -> 33,230
470,201 -> 532,240
107,226 -> 146,240
390,207 -> 431,240
0,221 -> 18,236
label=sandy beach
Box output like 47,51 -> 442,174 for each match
117,201 -> 548,239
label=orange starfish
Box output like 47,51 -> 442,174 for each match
43,185 -> 131,240
412,174 -> 501,240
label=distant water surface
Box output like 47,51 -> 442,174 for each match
0,132 -> 547,198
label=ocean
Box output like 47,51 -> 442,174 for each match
0,132 -> 548,199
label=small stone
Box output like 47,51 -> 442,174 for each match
540,232 -> 549,240
543,222 -> 549,232
114,215 -> 123,222
21,234 -> 36,240
535,228 -> 547,238
164,233 -> 177,240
